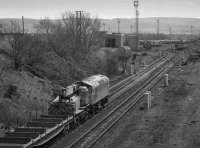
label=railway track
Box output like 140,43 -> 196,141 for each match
110,75 -> 128,86
109,54 -> 171,97
49,54 -> 174,148
48,55 -> 172,148
67,58 -> 174,148
0,55 -> 173,148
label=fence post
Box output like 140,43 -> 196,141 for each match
131,64 -> 135,75
164,74 -> 169,87
145,91 -> 152,109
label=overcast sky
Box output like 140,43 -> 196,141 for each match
0,0 -> 200,19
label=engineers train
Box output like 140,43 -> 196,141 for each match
49,74 -> 110,121
0,74 -> 110,148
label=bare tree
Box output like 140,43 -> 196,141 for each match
34,17 -> 55,46
3,20 -> 45,71
3,20 -> 24,69
35,17 -> 53,34
62,11 -> 101,60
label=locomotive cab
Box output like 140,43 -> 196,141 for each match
78,86 -> 90,106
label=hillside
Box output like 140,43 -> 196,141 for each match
102,17 -> 200,34
1,17 -> 200,34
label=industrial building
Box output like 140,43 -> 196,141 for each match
103,32 -> 137,50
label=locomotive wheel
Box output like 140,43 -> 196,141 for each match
63,126 -> 69,135
81,112 -> 89,123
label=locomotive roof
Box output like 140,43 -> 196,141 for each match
81,74 -> 109,88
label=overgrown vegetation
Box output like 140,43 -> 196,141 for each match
2,12 -> 126,86
0,12 -> 130,129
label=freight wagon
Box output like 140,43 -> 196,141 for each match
0,74 -> 110,148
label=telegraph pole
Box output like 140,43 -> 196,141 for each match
134,0 -> 139,51
117,18 -> 120,33
75,11 -> 82,49
108,25 -> 111,32
169,27 -> 173,49
157,18 -> 160,40
22,16 -> 25,34
130,24 -> 133,33
190,25 -> 193,40
169,26 -> 172,40
102,22 -> 106,31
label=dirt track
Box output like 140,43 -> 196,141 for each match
95,46 -> 200,148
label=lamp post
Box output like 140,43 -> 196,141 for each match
134,0 -> 139,51
130,0 -> 139,75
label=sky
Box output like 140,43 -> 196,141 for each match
0,0 -> 200,19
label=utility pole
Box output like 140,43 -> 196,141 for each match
190,25 -> 193,40
102,22 -> 106,31
130,0 -> 139,75
117,18 -> 120,33
134,0 -> 139,51
130,24 -> 133,33
75,11 -> 82,50
157,18 -> 160,40
108,25 -> 111,32
22,16 -> 25,34
169,26 -> 172,40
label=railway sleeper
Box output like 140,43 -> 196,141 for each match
40,114 -> 67,119
32,118 -> 63,123
0,137 -> 31,144
27,121 -> 57,128
5,132 -> 40,139
15,127 -> 46,134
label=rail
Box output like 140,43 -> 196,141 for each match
66,55 -> 174,148
0,54 -> 173,148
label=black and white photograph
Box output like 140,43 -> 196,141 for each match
0,0 -> 200,148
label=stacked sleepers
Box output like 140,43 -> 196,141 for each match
0,114 -> 70,148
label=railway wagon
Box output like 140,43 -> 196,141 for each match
0,74 -> 110,148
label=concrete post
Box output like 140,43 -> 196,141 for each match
131,64 -> 135,75
164,74 -> 169,87
145,91 -> 152,109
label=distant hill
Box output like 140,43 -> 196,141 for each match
0,17 -> 200,34
102,17 -> 200,34
0,18 -> 39,33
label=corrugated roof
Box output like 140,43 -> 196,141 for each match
82,74 -> 109,88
